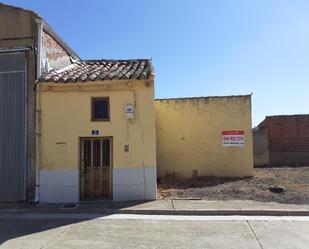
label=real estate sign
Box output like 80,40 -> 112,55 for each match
222,130 -> 244,147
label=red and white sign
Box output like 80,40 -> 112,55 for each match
222,131 -> 244,147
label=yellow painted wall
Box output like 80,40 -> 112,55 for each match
155,96 -> 253,178
39,80 -> 156,171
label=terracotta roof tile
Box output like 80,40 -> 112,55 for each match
39,59 -> 154,83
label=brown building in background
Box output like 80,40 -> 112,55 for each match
253,115 -> 309,167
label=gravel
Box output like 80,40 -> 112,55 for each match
158,167 -> 309,205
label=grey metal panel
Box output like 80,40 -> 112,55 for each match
0,52 -> 26,73
0,52 -> 27,201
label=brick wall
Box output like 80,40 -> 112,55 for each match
267,115 -> 309,152
267,115 -> 309,166
41,31 -> 72,73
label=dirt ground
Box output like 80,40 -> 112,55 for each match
157,167 -> 309,205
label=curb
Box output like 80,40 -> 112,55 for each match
112,209 -> 309,216
1,209 -> 309,216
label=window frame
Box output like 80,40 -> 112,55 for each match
91,97 -> 110,122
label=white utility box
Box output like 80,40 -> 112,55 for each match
125,104 -> 134,119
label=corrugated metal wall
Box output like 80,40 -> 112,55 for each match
0,52 -> 27,201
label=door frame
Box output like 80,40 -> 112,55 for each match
79,136 -> 113,201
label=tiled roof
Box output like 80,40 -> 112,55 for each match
266,114 -> 309,118
39,59 -> 154,83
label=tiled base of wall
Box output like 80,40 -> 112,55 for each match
113,167 -> 157,201
39,170 -> 79,203
39,167 -> 157,203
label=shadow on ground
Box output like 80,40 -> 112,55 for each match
0,200 -> 150,245
0,218 -> 81,245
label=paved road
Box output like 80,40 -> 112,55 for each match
0,214 -> 308,249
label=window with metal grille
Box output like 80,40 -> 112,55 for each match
91,97 -> 110,121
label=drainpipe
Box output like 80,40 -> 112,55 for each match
34,18 -> 43,203
35,18 -> 43,79
35,84 -> 42,203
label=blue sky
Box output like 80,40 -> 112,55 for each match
4,0 -> 309,125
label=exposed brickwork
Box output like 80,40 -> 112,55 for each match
42,31 -> 72,72
267,115 -> 309,153
42,31 -> 69,61
254,115 -> 309,167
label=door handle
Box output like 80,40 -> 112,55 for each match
81,159 -> 86,175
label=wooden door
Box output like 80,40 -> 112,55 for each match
80,137 -> 112,200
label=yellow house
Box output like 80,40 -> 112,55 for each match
2,3 -> 254,204
155,96 -> 253,179
37,60 -> 157,202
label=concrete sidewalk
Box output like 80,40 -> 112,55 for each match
1,200 -> 309,216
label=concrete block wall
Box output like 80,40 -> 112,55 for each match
253,123 -> 269,167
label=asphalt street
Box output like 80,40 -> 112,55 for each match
0,214 -> 308,249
